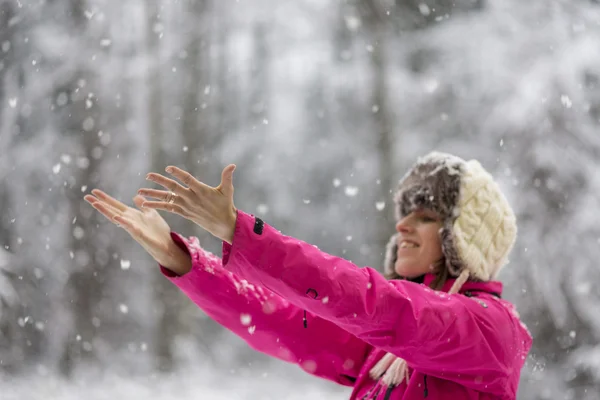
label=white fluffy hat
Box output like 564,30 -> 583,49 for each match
384,151 -> 517,281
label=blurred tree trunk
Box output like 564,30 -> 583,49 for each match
362,0 -> 396,269
247,23 -> 270,136
181,0 -> 210,236
58,0 -> 107,377
0,2 -> 20,364
143,0 -> 182,373
0,0 -> 18,245
176,0 -> 223,364
215,1 -> 240,148
229,20 -> 271,229
0,1 -> 15,115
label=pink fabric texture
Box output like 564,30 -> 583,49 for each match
161,210 -> 532,399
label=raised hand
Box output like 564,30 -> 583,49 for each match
84,189 -> 192,275
138,164 -> 237,244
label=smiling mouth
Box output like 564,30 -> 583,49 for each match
398,241 -> 419,249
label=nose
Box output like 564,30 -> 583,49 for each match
395,215 -> 414,233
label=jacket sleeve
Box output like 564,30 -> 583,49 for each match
223,210 -> 532,396
159,231 -> 369,386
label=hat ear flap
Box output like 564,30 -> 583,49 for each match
440,224 -> 463,277
383,233 -> 399,276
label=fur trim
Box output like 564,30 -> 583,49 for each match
393,153 -> 463,222
383,233 -> 399,276
440,224 -> 464,278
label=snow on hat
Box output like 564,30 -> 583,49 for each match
383,151 -> 517,281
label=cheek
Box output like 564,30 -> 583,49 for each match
422,228 -> 443,259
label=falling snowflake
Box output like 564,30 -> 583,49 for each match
344,186 -> 359,197
82,117 -> 95,131
344,15 -> 361,31
60,154 -> 72,164
418,3 -> 431,16
73,226 -> 85,240
256,204 -> 269,214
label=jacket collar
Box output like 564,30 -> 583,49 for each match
422,273 -> 503,297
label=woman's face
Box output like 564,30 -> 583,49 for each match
394,208 -> 444,278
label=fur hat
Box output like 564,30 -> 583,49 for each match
383,151 -> 517,281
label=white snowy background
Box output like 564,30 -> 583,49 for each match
1,0 -> 600,399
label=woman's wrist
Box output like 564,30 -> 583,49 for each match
160,239 -> 192,275
221,207 -> 237,245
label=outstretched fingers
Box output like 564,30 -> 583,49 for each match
132,195 -> 147,210
85,194 -> 121,222
133,195 -> 157,216
137,188 -> 173,202
164,166 -> 211,193
141,200 -> 186,216
146,171 -> 191,195
90,189 -> 128,212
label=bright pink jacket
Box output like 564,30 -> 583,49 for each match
161,210 -> 532,399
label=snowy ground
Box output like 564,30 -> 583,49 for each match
1,364 -> 352,400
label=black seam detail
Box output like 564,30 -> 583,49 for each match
464,290 -> 501,298
253,217 -> 264,235
303,288 -> 318,328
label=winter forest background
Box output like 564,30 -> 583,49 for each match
1,0 -> 600,399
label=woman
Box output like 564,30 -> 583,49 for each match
85,152 -> 532,399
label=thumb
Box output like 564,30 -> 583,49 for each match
220,164 -> 236,197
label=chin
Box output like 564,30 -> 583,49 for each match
397,272 -> 422,279
395,263 -> 427,279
